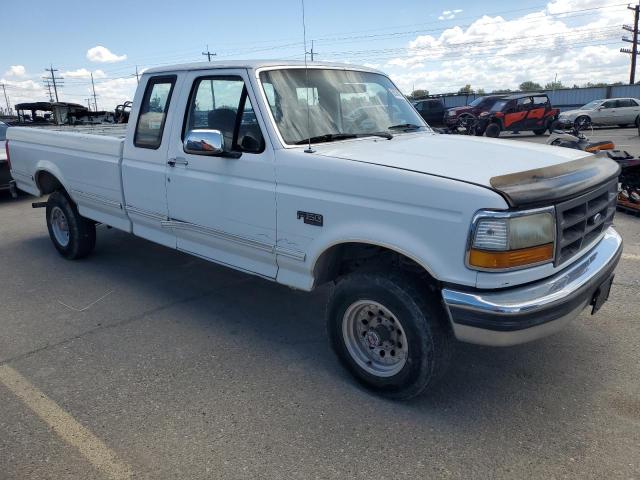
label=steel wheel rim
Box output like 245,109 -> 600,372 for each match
342,300 -> 408,377
50,206 -> 70,247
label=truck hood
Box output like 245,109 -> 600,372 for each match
311,132 -> 620,206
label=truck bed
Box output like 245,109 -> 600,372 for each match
7,126 -> 131,232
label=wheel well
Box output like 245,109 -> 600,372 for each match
313,242 -> 438,288
36,171 -> 64,195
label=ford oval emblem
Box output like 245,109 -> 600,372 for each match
591,213 -> 602,225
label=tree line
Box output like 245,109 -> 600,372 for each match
408,80 -> 626,100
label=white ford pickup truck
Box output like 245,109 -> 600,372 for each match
6,61 -> 623,399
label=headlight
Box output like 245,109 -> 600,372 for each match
467,208 -> 555,270
447,111 -> 456,116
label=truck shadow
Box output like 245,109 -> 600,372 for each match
11,223 -> 605,430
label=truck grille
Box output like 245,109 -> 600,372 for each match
555,179 -> 617,266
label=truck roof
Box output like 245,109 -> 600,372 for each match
144,60 -> 382,75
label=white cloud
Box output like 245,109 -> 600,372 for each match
383,0 -> 629,94
86,45 -> 127,63
438,9 -> 463,20
0,77 -> 46,108
93,77 -> 138,110
5,65 -> 26,77
64,68 -> 106,78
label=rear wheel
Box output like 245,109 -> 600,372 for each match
485,122 -> 501,138
46,191 -> 96,259
533,128 -> 546,135
327,271 -> 452,400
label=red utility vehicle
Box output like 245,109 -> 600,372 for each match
478,93 -> 559,137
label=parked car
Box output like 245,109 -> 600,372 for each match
412,98 -> 446,127
0,121 -> 17,197
558,98 -> 640,129
478,93 -> 560,137
7,61 -> 623,399
444,95 -> 505,129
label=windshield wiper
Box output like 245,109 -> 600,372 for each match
295,132 -> 392,145
388,123 -> 426,131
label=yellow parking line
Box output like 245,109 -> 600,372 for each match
0,365 -> 132,480
622,253 -> 640,261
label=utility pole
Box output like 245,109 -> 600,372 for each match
43,80 -> 54,102
307,40 -> 317,61
621,3 -> 640,84
85,98 -> 93,111
132,65 -> 140,84
44,64 -> 63,102
90,72 -> 99,111
202,45 -> 216,61
1,83 -> 11,114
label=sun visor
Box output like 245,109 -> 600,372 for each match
490,156 -> 621,207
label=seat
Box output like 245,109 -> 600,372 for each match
207,108 -> 238,149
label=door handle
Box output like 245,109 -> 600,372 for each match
167,157 -> 189,167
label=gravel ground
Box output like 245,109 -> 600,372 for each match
0,186 -> 639,480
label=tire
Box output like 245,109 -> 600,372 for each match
636,115 -> 640,128
46,191 -> 96,259
574,115 -> 590,130
485,123 -> 500,138
618,124 -> 629,128
326,270 -> 452,400
532,128 -> 546,135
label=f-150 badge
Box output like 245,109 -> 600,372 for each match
297,211 -> 323,227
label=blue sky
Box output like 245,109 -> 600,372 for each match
0,0 -> 631,111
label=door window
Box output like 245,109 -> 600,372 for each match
533,96 -> 549,107
616,99 -> 634,108
602,100 -> 616,109
516,97 -> 533,111
134,76 -> 176,149
184,76 -> 265,153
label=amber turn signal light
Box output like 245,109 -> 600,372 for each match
468,243 -> 554,269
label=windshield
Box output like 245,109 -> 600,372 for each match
468,97 -> 486,107
259,68 -> 427,145
0,122 -> 7,141
581,100 -> 602,110
490,100 -> 508,112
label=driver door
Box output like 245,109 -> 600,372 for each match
164,70 -> 278,278
597,100 -> 617,124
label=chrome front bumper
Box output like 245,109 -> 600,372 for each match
442,227 -> 623,347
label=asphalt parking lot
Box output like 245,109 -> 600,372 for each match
1,187 -> 639,479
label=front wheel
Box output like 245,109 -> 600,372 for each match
327,271 -> 452,400
485,122 -> 501,138
46,191 -> 96,259
533,128 -> 547,135
574,115 -> 590,130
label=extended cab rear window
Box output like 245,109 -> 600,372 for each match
134,76 -> 176,149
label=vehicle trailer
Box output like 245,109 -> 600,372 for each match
7,61 -> 623,399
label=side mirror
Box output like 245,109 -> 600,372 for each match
183,129 -> 224,155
